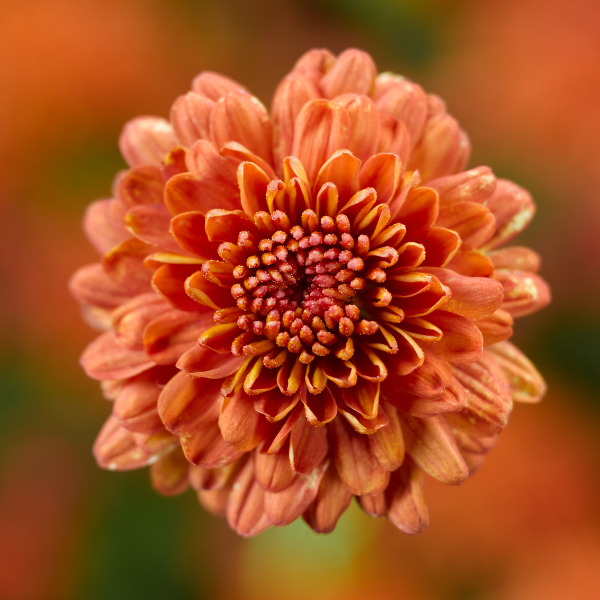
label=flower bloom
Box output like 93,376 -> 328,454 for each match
70,49 -> 550,535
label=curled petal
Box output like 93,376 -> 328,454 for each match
420,226 -> 461,268
386,459 -> 429,534
264,460 -> 328,527
170,92 -> 215,147
320,49 -> 377,98
210,92 -> 273,164
492,269 -> 551,318
192,71 -> 247,101
408,114 -> 463,182
482,179 -> 536,250
205,208 -> 255,243
126,205 -> 180,253
226,456 -> 271,537
302,385 -> 338,426
377,114 -> 410,163
254,389 -> 300,422
150,449 -> 190,496
423,267 -> 503,321
486,341 -> 547,403
185,270 -> 235,310
290,401 -> 329,473
177,344 -> 248,379
447,248 -> 494,277
488,246 -> 541,272
475,309 -> 514,345
293,48 -> 336,76
400,414 -> 468,485
447,352 -> 513,436
81,330 -> 154,381
334,94 -> 380,161
83,199 -> 130,255
303,462 -> 353,533
103,238 -> 154,290
255,441 -> 295,492
368,401 -> 405,471
329,417 -> 390,496
436,201 -> 496,248
314,149 -> 361,203
238,161 -> 271,216
359,153 -> 402,205
220,388 -> 271,452
119,116 -> 177,168
358,492 -> 387,518
114,372 -> 165,434
152,264 -> 203,311
394,186 -> 439,240
291,100 -> 350,185
170,211 -> 220,259
428,166 -> 496,205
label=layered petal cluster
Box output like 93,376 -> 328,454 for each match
71,49 -> 550,536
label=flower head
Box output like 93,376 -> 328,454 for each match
71,49 -> 550,535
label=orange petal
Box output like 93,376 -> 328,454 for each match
210,92 -> 273,164
423,267 -> 503,321
314,149 -> 361,204
221,141 -> 276,180
290,404 -> 329,474
69,263 -> 137,310
352,342 -> 388,382
394,185 -> 439,240
420,226 -> 461,268
359,153 -> 402,205
255,440 -> 296,492
482,179 -> 536,250
377,114 -> 409,163
177,344 -> 247,378
492,269 -> 551,318
368,401 -> 405,471
264,459 -> 328,527
340,379 -> 380,420
357,491 -> 387,518
447,352 -> 513,436
81,330 -> 154,381
271,74 -> 320,169
386,459 -> 429,534
226,456 -> 271,537
428,166 -> 496,205
83,198 -> 130,255
192,71 -> 247,101
475,308 -> 514,345
488,246 -> 541,272
334,94 -> 380,161
112,293 -> 171,348
400,414 -> 468,485
408,114 -> 463,182
321,356 -> 357,388
119,116 -> 177,168
150,449 -> 190,496
169,211 -> 220,259
291,99 -> 350,185
254,388 -> 301,422
329,417 -> 390,495
184,270 -> 234,310
446,248 -> 494,277
204,208 -> 255,243
301,385 -> 337,426
125,205 -> 180,253
238,161 -> 271,216
113,371 -> 164,434
436,201 -> 496,248
421,310 -> 483,364
220,388 -> 271,452
374,76 -> 427,149
144,310 -> 212,365
170,91 -> 215,147
320,49 -> 377,98
486,341 -> 547,403
152,264 -> 203,311
102,238 -> 154,292
303,462 -> 353,533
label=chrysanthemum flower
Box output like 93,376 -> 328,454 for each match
70,49 -> 550,536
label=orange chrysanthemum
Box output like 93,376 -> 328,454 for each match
70,49 -> 551,536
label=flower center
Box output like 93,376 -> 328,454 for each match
227,208 -> 382,364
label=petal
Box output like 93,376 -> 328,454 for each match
177,344 -> 248,379
150,449 -> 190,496
400,414 -> 468,485
482,179 -> 536,250
436,201 -> 496,248
427,166 -> 496,205
357,492 -> 387,518
374,77 -> 427,149
192,71 -> 247,101
119,116 -> 177,168
368,401 -> 405,471
83,199 -> 130,255
254,441 -> 295,492
254,388 -> 301,423
69,263 -> 136,310
271,73 -> 320,168
169,211 -> 220,259
93,415 -> 155,471
359,153 -> 402,205
144,310 -> 212,365
386,460 -> 429,534
320,49 -> 377,98
205,208 -> 255,243
492,269 -> 551,318
292,49 -> 336,76
334,94 -> 380,162
289,405 -> 329,474
81,330 -> 155,381
291,99 -> 351,185
329,417 -> 390,496
486,341 -> 547,403
421,310 -> 483,364
112,292 -> 171,348
264,459 -> 328,526
210,92 -> 273,164
394,186 -> 439,240
475,308 -> 514,345
126,205 -> 181,253
446,353 -> 513,436
220,142 -> 276,180
238,161 -> 271,216
488,246 -> 541,272
301,385 -> 338,426
420,226 -> 462,268
152,264 -> 204,311
339,379 -> 380,420
102,238 -> 154,290
226,456 -> 271,537
303,462 -> 353,533
446,248 -> 494,277
407,114 -> 463,182
423,267 -> 504,321
170,91 -> 215,147
314,149 -> 361,204
377,114 -> 410,163
184,270 -> 235,310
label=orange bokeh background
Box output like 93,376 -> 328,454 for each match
1,1 -> 599,599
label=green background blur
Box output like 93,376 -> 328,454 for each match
1,0 -> 600,598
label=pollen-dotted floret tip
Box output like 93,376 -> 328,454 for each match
71,47 -> 550,536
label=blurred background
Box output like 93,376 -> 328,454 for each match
1,0 -> 600,598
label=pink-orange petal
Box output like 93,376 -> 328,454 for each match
119,116 -> 177,168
